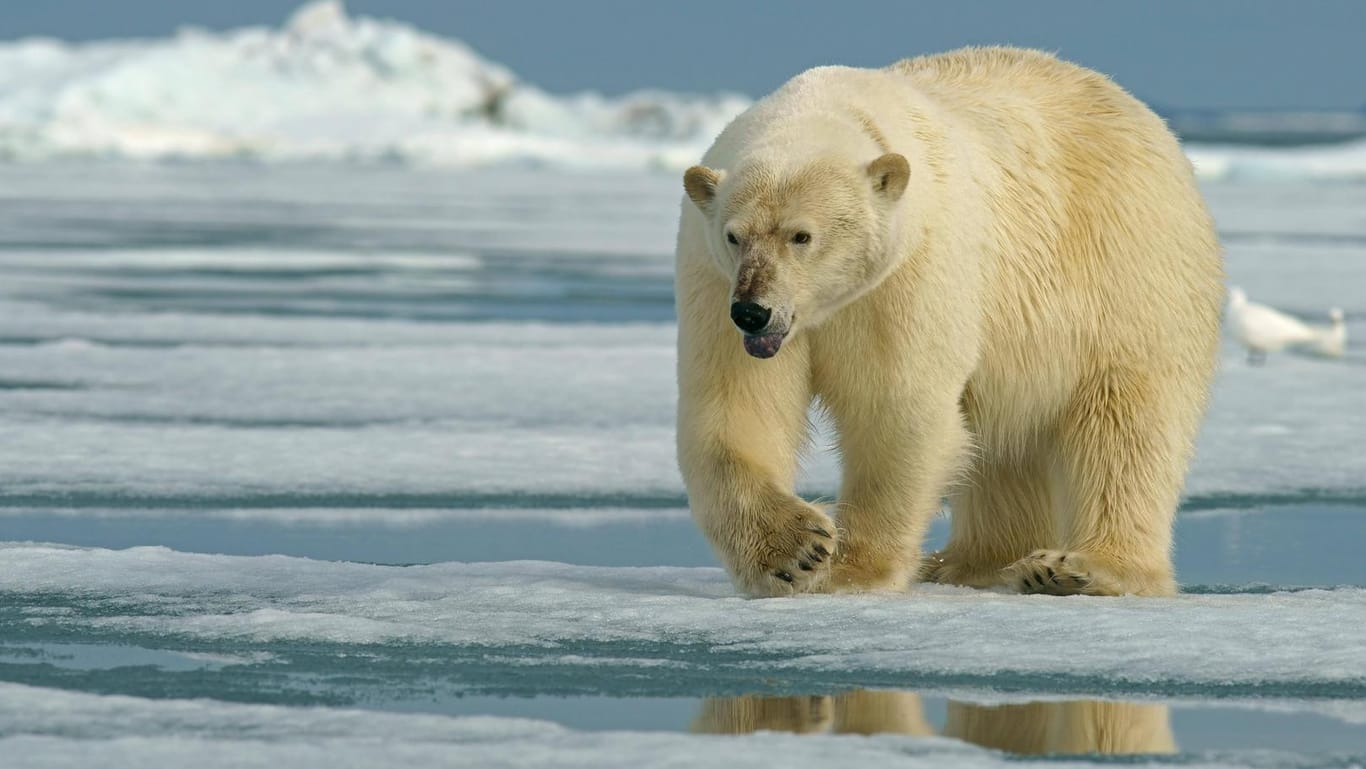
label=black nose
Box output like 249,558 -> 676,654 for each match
730,301 -> 772,334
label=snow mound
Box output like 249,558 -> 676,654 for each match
0,1 -> 748,168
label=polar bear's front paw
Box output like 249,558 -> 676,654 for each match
733,502 -> 837,596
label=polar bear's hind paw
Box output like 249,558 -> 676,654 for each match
1004,550 -> 1109,596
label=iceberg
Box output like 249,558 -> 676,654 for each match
0,1 -> 749,168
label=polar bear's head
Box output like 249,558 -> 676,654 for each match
683,153 -> 910,358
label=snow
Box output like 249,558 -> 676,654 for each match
2,543 -> 1362,698
0,1 -> 1363,179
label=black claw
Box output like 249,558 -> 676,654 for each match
1057,554 -> 1067,564
1044,567 -> 1057,582
813,543 -> 831,557
799,561 -> 813,571
808,550 -> 824,563
811,528 -> 833,539
775,571 -> 795,583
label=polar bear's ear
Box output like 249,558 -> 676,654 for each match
683,165 -> 723,212
867,153 -> 910,202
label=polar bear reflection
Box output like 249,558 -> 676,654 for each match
692,690 -> 1175,756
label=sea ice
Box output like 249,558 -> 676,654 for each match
0,168 -> 1362,513
1,544 -> 1362,698
1,308 -> 1363,506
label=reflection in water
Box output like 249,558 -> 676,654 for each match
693,690 -> 1176,756
693,690 -> 935,738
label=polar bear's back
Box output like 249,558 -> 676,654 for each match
904,47 -> 1220,322
890,46 -> 1149,125
888,46 -> 1193,197
892,46 -> 1101,88
891,47 -> 1224,444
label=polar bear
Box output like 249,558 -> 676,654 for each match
674,47 -> 1223,597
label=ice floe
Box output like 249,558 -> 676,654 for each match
1,544 -> 1362,699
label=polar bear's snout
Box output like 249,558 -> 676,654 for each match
730,301 -> 790,359
730,301 -> 771,334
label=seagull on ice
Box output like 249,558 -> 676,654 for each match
1307,307 -> 1347,358
1226,286 -> 1317,365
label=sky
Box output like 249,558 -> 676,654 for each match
4,0 -> 1365,111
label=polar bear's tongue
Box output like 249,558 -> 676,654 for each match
742,332 -> 785,359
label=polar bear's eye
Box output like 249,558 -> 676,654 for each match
726,232 -> 739,245
792,231 -> 811,245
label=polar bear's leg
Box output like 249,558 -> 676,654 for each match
923,448 -> 1055,588
677,267 -> 836,597
824,390 -> 971,593
1005,368 -> 1184,596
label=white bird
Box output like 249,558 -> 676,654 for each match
1226,286 -> 1317,365
1305,307 -> 1347,358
